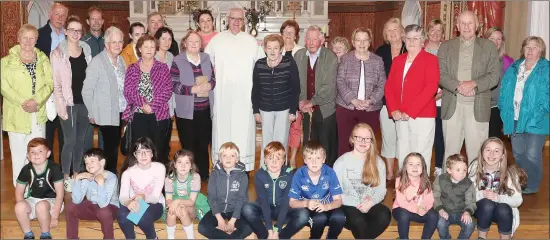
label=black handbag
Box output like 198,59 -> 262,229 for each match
120,120 -> 132,156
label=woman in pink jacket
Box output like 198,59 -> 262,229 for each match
50,16 -> 92,188
392,152 -> 438,239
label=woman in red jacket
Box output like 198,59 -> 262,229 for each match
384,24 -> 439,175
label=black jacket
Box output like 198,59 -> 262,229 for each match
36,21 -> 53,58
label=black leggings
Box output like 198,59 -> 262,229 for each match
343,204 -> 392,239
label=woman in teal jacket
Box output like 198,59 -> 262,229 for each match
498,36 -> 549,194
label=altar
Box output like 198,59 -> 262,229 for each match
128,1 -> 330,48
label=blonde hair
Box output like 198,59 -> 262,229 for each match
331,37 -> 350,51
427,18 -> 445,34
218,142 -> 240,160
18,24 -> 38,39
349,123 -> 380,186
182,30 -> 202,48
302,141 -> 326,159
484,27 -> 506,58
520,36 -> 547,59
383,17 -> 404,42
445,154 -> 468,169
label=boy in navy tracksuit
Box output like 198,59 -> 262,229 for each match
197,142 -> 253,239
242,142 -> 309,239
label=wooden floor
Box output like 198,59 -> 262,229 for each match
1,128 -> 549,239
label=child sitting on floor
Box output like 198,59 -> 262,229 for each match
288,141 -> 346,239
197,142 -> 253,239
14,138 -> 64,239
66,148 -> 119,239
433,154 -> 476,240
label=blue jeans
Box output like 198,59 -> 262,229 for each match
307,207 -> 346,239
437,212 -> 475,239
241,202 -> 309,239
475,199 -> 513,235
117,203 -> 163,239
393,207 -> 438,239
511,127 -> 546,191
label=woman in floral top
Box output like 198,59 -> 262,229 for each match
498,36 -> 549,194
123,34 -> 172,165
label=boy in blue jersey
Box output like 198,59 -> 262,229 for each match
288,141 -> 346,239
242,142 -> 309,239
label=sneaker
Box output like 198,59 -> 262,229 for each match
39,233 -> 52,239
64,178 -> 73,192
434,167 -> 442,177
522,188 -> 538,195
23,233 -> 34,239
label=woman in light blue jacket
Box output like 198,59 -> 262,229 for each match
498,36 -> 549,194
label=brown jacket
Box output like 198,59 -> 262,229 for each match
438,37 -> 501,122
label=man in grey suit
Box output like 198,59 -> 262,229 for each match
294,25 -> 339,166
438,11 -> 501,166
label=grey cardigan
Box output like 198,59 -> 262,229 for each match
438,37 -> 501,122
294,47 -> 339,118
82,50 -> 126,126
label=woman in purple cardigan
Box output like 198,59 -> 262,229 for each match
335,27 -> 386,157
170,31 -> 215,180
485,27 -> 514,138
122,34 -> 172,164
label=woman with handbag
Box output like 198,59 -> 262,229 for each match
1,24 -> 53,186
82,26 -> 127,175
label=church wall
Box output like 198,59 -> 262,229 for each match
1,2 -> 26,57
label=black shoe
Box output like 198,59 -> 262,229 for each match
23,235 -> 34,239
39,235 -> 52,239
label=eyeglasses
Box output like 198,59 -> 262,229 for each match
134,150 -> 153,157
229,17 -> 244,22
405,37 -> 423,43
353,136 -> 373,143
107,41 -> 124,45
67,28 -> 83,35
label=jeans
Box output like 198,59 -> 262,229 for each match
241,202 -> 309,239
59,104 -> 89,175
511,122 -> 547,191
117,203 -> 163,239
342,204 -> 391,239
437,212 -> 475,239
198,210 -> 253,239
307,207 -> 346,239
475,198 -> 513,235
65,199 -> 118,239
434,107 -> 445,168
392,207 -> 438,239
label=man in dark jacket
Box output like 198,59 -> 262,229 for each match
35,3 -> 68,164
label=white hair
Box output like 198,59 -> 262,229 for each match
104,26 -> 124,42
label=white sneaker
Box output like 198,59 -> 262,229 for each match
64,178 -> 73,192
434,167 -> 442,177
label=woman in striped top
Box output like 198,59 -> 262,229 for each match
252,34 -> 300,168
170,31 -> 216,181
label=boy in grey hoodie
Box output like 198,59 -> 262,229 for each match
197,142 -> 253,239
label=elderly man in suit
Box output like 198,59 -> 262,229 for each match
438,11 -> 501,167
295,25 -> 339,166
36,3 -> 68,164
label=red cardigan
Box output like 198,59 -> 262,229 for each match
385,49 -> 439,119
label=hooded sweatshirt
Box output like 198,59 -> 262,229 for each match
208,161 -> 248,219
255,165 -> 295,232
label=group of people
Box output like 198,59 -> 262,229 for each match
1,1 -> 548,239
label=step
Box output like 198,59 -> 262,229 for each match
1,220 -> 548,239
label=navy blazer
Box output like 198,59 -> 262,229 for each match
36,21 -> 53,58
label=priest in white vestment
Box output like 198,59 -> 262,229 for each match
205,8 -> 265,171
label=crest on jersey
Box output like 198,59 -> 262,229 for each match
279,181 -> 287,189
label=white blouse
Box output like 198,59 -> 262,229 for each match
513,61 -> 536,120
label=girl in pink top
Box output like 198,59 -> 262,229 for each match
117,137 -> 166,239
392,152 -> 438,239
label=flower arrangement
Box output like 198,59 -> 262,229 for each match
243,7 -> 260,26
